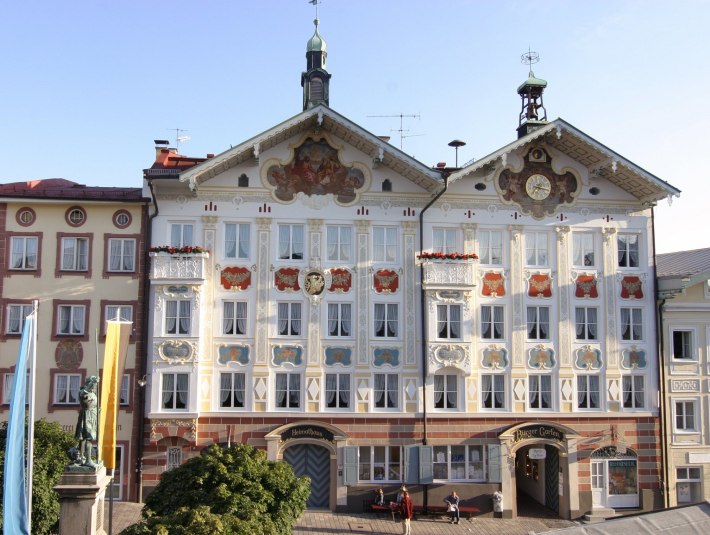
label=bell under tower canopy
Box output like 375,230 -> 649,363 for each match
517,50 -> 548,139
302,18 -> 331,110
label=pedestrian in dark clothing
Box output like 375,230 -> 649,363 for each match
444,490 -> 460,524
399,490 -> 414,534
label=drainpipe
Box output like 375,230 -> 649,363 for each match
418,172 -> 449,512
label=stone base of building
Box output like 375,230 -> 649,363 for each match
54,465 -> 112,535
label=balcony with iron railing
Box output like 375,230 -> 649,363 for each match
419,252 -> 477,289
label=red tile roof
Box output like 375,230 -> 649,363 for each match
144,148 -> 206,177
0,178 -> 145,201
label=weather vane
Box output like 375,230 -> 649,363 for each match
309,0 -> 321,18
521,48 -> 540,75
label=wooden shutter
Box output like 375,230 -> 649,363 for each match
488,444 -> 501,483
342,446 -> 358,486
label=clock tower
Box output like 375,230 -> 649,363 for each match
302,18 -> 331,110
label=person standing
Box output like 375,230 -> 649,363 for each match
444,490 -> 460,524
399,489 -> 414,535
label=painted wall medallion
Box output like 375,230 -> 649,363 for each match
217,345 -> 250,365
55,340 -> 83,370
620,276 -> 643,299
373,348 -> 400,367
575,346 -> 602,370
528,273 -> 552,298
482,272 -> 506,297
324,347 -> 353,366
374,269 -> 399,293
274,268 -> 300,292
482,345 -> 508,369
575,275 -> 599,298
221,266 -> 251,290
621,346 -> 647,369
528,345 -> 555,369
328,268 -> 352,293
304,270 -> 326,296
272,346 -> 303,366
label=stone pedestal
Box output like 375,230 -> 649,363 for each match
54,466 -> 111,535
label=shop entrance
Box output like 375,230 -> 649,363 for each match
515,444 -> 560,516
590,446 -> 639,509
283,443 -> 330,508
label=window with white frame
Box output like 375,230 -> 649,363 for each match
436,304 -> 461,339
61,237 -> 89,271
10,236 -> 38,270
325,373 -> 350,409
170,223 -> 194,248
358,446 -> 401,481
161,373 -> 188,410
165,300 -> 191,336
373,226 -> 398,263
529,374 -> 553,409
277,302 -> 302,336
3,373 -> 29,404
374,303 -> 398,338
674,400 -> 698,432
481,374 -> 505,409
575,307 -> 598,341
119,374 -> 130,405
434,374 -> 458,409
526,306 -> 550,340
106,304 -> 132,323
278,224 -> 304,260
525,231 -> 548,266
219,372 -> 246,408
166,447 -> 182,471
577,375 -> 601,409
326,225 -> 352,262
224,223 -> 250,259
374,373 -> 398,409
57,305 -> 86,335
223,301 -> 247,336
672,329 -> 694,360
478,230 -> 503,265
6,304 -> 33,335
54,373 -> 81,405
433,228 -> 458,254
622,375 -> 644,409
433,445 -> 485,480
275,372 -> 301,409
676,467 -> 702,504
107,238 -> 136,272
481,305 -> 504,340
572,233 -> 595,267
620,307 -> 643,341
327,303 -> 351,337
617,234 -> 640,268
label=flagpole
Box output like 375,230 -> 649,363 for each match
95,327 -> 101,465
26,301 -> 38,532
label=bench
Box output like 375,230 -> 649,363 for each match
370,503 -> 398,521
413,504 -> 481,519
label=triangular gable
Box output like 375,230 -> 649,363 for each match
179,104 -> 443,193
448,118 -> 680,203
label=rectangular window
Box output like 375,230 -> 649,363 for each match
436,304 -> 461,339
57,305 -> 86,335
675,400 -> 697,431
10,236 -> 38,270
432,445 -> 485,481
618,234 -> 640,268
161,373 -> 189,410
622,375 -> 645,409
224,223 -> 250,259
219,372 -> 246,408
108,238 -> 136,272
526,306 -> 550,340
529,375 -> 552,409
275,373 -> 301,409
120,375 -> 130,405
6,304 -> 33,335
575,307 -> 598,340
525,231 -> 548,266
166,447 -> 182,471
223,301 -> 247,335
358,446 -> 401,482
481,374 -> 505,409
572,233 -> 595,267
374,373 -> 398,409
170,223 -> 194,248
621,308 -> 643,341
577,375 -> 601,409
374,303 -> 398,338
54,374 -> 81,405
327,303 -> 351,337
165,300 -> 191,336
373,227 -> 398,263
433,228 -> 458,254
278,224 -> 304,260
481,305 -> 504,340
325,373 -> 350,409
676,467 -> 702,504
61,237 -> 89,271
479,230 -> 503,265
326,225 -> 352,262
277,302 -> 302,336
3,373 -> 29,405
106,304 -> 133,323
672,330 -> 694,360
434,374 -> 458,409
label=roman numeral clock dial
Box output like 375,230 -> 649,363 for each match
525,174 -> 551,200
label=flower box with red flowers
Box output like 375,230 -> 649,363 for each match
149,245 -> 210,256
417,252 -> 478,261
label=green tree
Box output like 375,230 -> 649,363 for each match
0,418 -> 76,535
124,443 -> 310,535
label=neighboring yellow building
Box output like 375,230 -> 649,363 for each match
0,179 -> 149,501
657,248 -> 710,506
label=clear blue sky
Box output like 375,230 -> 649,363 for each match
1,0 -> 707,253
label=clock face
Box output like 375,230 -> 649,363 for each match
525,174 -> 551,200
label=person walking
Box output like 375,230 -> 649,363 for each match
444,490 -> 460,524
399,489 -> 414,535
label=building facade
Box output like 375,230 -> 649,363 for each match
657,248 -> 710,506
0,179 -> 149,501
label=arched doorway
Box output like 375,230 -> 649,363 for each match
514,444 -> 561,516
283,443 -> 331,508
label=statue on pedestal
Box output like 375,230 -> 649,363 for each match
70,376 -> 99,469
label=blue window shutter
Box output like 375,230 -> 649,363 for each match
488,444 -> 501,483
343,446 -> 358,486
419,445 -> 433,484
404,445 -> 419,484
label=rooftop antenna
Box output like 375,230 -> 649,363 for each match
521,47 -> 540,75
168,128 -> 190,153
367,113 -> 422,150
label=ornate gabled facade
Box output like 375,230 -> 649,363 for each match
139,22 -> 681,520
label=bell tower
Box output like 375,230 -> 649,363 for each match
517,50 -> 548,139
301,17 -> 331,110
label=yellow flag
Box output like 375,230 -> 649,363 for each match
99,321 -> 131,470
